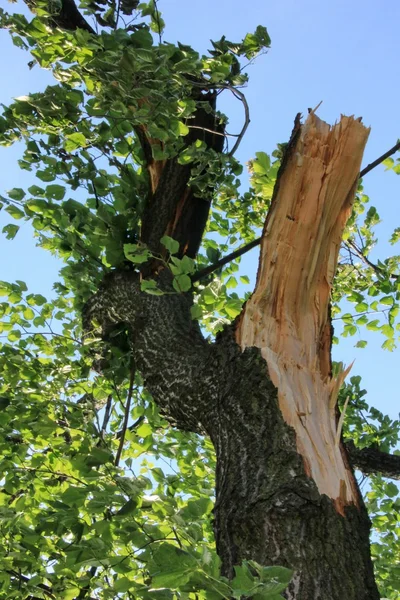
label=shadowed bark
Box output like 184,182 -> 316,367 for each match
24,0 -> 96,33
346,440 -> 400,480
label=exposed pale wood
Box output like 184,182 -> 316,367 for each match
236,113 -> 370,513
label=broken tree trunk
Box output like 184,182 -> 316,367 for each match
236,112 -> 370,512
84,113 -> 379,599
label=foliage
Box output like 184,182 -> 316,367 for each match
0,1 -> 399,598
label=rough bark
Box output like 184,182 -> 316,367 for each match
346,440 -> 400,480
83,267 -> 378,600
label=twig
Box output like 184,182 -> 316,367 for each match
227,87 -> 250,157
186,80 -> 250,156
153,0 -> 162,44
346,240 -> 398,280
115,361 -> 136,467
115,0 -> 121,29
187,125 -> 234,138
359,140 -> 400,178
99,394 -> 113,442
6,571 -> 56,599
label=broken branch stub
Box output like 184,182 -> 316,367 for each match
236,113 -> 370,512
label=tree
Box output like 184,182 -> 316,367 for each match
0,2 -> 399,599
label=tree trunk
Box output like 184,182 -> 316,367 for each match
83,112 -> 380,599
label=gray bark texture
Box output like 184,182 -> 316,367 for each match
83,270 -> 380,600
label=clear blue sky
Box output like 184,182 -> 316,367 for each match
1,0 -> 399,420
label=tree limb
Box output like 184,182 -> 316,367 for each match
346,440 -> 400,480
195,138 -> 400,282
192,236 -> 261,283
359,140 -> 400,178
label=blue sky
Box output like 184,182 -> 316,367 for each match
0,0 -> 399,420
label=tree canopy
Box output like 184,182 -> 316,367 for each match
0,2 -> 399,599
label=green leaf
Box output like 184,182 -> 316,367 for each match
36,169 -> 55,182
116,498 -> 139,516
191,304 -> 203,320
8,329 -> 21,342
23,308 -> 35,320
65,132 -> 88,151
137,422 -> 152,438
178,121 -> 189,136
173,274 -> 191,293
161,236 -> 180,255
124,243 -> 150,263
45,184 -> 66,200
5,205 -> 25,220
225,298 -> 242,319
141,279 -> 164,296
385,482 -> 398,498
149,544 -> 197,589
355,340 -> 368,348
2,224 -> 19,239
86,448 -> 113,467
8,188 -> 25,201
380,296 -> 394,306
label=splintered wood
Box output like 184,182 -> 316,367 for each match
236,114 -> 370,512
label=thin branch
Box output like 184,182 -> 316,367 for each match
6,570 -> 98,600
116,415 -> 145,439
192,237 -> 261,283
115,0 -> 121,30
359,140 -> 400,178
115,361 -> 136,466
76,566 -> 97,600
346,240 -> 398,280
194,138 -> 400,282
153,0 -> 163,45
187,125 -> 234,138
99,394 -> 113,442
186,80 -> 250,156
227,87 -> 250,157
6,572 -> 55,599
346,440 -> 400,480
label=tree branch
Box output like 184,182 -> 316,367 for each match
346,440 -> 400,480
116,415 -> 145,439
345,239 -> 398,280
115,361 -> 136,466
227,87 -> 250,157
192,236 -> 261,283
195,138 -> 400,282
359,140 -> 400,178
